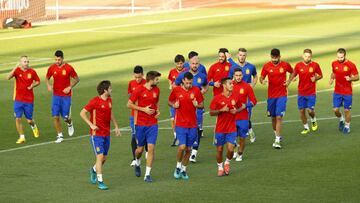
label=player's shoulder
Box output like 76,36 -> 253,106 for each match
281,61 -> 291,67
246,62 -> 256,68
345,60 -> 356,67
48,63 -> 57,69
331,60 -> 338,66
263,61 -> 272,68
64,63 -> 74,69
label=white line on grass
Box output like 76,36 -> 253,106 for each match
0,10 -> 271,41
1,84 -> 358,154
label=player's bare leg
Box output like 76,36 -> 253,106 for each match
216,146 -> 224,176
134,146 -> 144,177
333,108 -> 345,131
236,138 -> 245,161
144,144 -> 155,182
94,154 -> 108,189
15,118 -> 25,144
54,116 -> 64,143
27,119 -> 39,138
300,109 -> 310,134
343,109 -> 351,133
224,143 -> 234,175
272,116 -> 282,149
307,109 -> 318,131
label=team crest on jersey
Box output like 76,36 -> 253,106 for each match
240,88 -> 244,94
153,92 -> 157,98
190,93 -> 195,99
231,99 -> 236,105
344,66 -> 348,71
279,68 -> 284,73
27,73 -> 32,79
225,66 -> 229,71
246,69 -> 250,74
197,78 -> 202,84
309,67 -> 314,73
62,69 -> 66,76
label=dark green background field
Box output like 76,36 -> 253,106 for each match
0,8 -> 359,202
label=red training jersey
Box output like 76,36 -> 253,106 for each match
233,81 -> 257,120
168,68 -> 185,84
207,61 -> 231,96
13,67 -> 40,103
128,78 -> 146,116
209,93 -> 241,133
261,61 -> 293,98
129,85 -> 160,126
294,61 -> 322,96
84,96 -> 112,136
169,86 -> 204,128
332,60 -> 358,95
46,63 -> 78,97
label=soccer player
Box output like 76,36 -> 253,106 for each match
175,56 -> 208,163
227,48 -> 258,143
169,72 -> 204,180
128,65 -> 147,166
6,56 -> 40,144
183,51 -> 207,76
210,78 -> 246,176
287,49 -> 323,134
232,68 -> 257,161
168,54 -> 186,146
127,71 -> 161,183
208,48 -> 232,96
260,48 -> 293,149
329,48 -> 359,134
46,50 -> 80,143
80,80 -> 121,190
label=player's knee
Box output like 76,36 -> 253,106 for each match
333,108 -> 339,113
344,109 -> 350,113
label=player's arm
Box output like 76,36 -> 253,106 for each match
70,75 -> 80,89
168,90 -> 179,108
248,87 -> 257,107
286,71 -> 297,86
345,74 -> 359,82
111,112 -> 121,136
6,65 -> 18,80
251,74 -> 258,88
127,100 -> 155,115
45,76 -> 53,91
80,108 -> 98,131
259,66 -> 267,85
210,104 -> 229,116
329,73 -> 335,85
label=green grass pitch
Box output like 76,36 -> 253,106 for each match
0,8 -> 359,202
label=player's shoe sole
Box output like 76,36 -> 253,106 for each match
235,154 -> 243,162
189,154 -> 197,163
16,138 -> 26,144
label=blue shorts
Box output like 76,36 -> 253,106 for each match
298,95 -> 316,110
14,101 -> 34,120
52,95 -> 71,118
214,132 -> 237,146
170,107 -> 176,118
90,135 -> 110,156
333,93 -> 352,110
236,120 -> 249,138
196,108 -> 204,129
135,125 -> 158,147
175,127 -> 197,147
129,116 -> 135,137
267,96 -> 287,117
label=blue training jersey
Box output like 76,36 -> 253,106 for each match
228,58 -> 257,84
175,70 -> 208,90
184,62 -> 207,76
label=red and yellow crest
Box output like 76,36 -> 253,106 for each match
309,67 -> 313,73
344,66 -> 348,71
225,66 -> 229,71
190,93 -> 195,99
62,69 -> 67,76
27,73 -> 32,79
279,68 -> 284,73
240,88 -> 244,94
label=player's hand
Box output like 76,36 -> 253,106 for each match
27,84 -> 33,90
143,105 -> 155,115
47,84 -> 53,91
201,88 -> 207,94
241,103 -> 246,110
192,99 -> 198,107
214,81 -> 221,88
345,76 -> 351,81
230,107 -> 237,114
293,77 -> 298,82
90,124 -> 99,131
284,80 -> 290,87
220,105 -> 229,112
225,52 -> 231,59
261,80 -> 268,85
114,127 -> 121,137
155,111 -> 160,119
173,100 -> 180,109
329,79 -> 334,86
311,76 -> 316,82
63,86 -> 71,94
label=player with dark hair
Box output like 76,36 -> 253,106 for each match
208,48 -> 232,96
